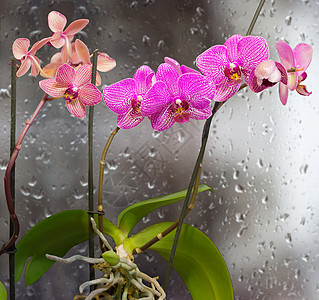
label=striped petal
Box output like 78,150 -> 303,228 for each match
12,38 -> 30,59
133,65 -> 154,95
64,19 -> 89,35
196,45 -> 229,85
48,11 -> 66,32
141,81 -> 171,116
16,58 -> 31,77
39,79 -> 67,98
156,63 -> 180,98
78,84 -> 102,106
30,56 -> 41,76
74,64 -> 92,87
214,81 -> 240,102
65,97 -> 86,118
188,105 -> 212,120
97,53 -> 116,72
237,36 -> 269,83
178,73 -> 215,109
224,34 -> 243,62
117,110 -> 144,129
29,37 -> 51,55
103,78 -> 136,114
148,105 -> 175,131
56,64 -> 75,85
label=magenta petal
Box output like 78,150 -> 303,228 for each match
117,110 -> 144,129
78,84 -> 102,106
156,63 -> 180,98
56,64 -> 75,85
39,79 -> 67,97
16,58 -> 31,77
164,57 -> 182,75
296,84 -> 312,97
64,19 -> 89,35
141,81 -> 171,116
103,78 -> 136,114
196,45 -> 229,84
12,38 -> 30,59
294,43 -> 313,73
279,82 -> 289,105
148,105 -> 175,131
275,62 -> 288,85
237,36 -> 269,83
180,65 -> 200,74
74,64 -> 92,87
65,97 -> 86,118
133,65 -> 155,95
188,105 -> 212,120
214,81 -> 240,102
276,41 -> 295,69
224,34 -> 243,62
178,73 -> 215,109
247,71 -> 269,93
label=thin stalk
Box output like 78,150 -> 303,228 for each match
0,93 -> 49,256
163,0 -> 266,290
246,0 -> 266,36
98,127 -> 120,252
9,58 -> 17,300
88,50 -> 99,285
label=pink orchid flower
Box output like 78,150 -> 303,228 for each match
39,64 -> 102,118
48,11 -> 89,59
276,41 -> 313,105
103,65 -> 154,129
12,37 -> 50,77
196,35 -> 269,102
248,59 -> 288,93
141,60 -> 215,131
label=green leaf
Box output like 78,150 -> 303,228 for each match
0,281 -> 7,300
117,184 -> 212,236
123,222 -> 233,300
15,210 -> 123,285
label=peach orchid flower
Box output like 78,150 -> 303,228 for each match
12,37 -> 50,77
48,11 -> 89,60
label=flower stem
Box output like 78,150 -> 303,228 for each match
0,93 -> 49,256
246,0 -> 266,36
98,126 -> 120,252
88,49 -> 99,285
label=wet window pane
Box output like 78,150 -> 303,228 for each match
0,0 -> 318,299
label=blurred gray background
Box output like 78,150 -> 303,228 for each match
0,0 -> 319,299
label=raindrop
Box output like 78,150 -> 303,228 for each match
152,131 -> 160,139
107,159 -> 118,170
142,35 -> 151,46
233,170 -> 239,180
299,164 -> 308,175
261,195 -> 268,204
285,15 -> 292,25
147,181 -> 155,189
149,148 -> 156,157
285,233 -> 292,243
20,186 -> 31,196
235,184 -> 245,193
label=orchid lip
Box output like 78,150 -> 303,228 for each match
64,87 -> 78,102
224,62 -> 242,83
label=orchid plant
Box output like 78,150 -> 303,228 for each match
0,4 -> 313,300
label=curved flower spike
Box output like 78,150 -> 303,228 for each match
39,64 -> 102,118
142,62 -> 215,131
103,65 -> 154,129
48,11 -> 89,60
276,41 -> 313,105
12,37 -> 50,77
